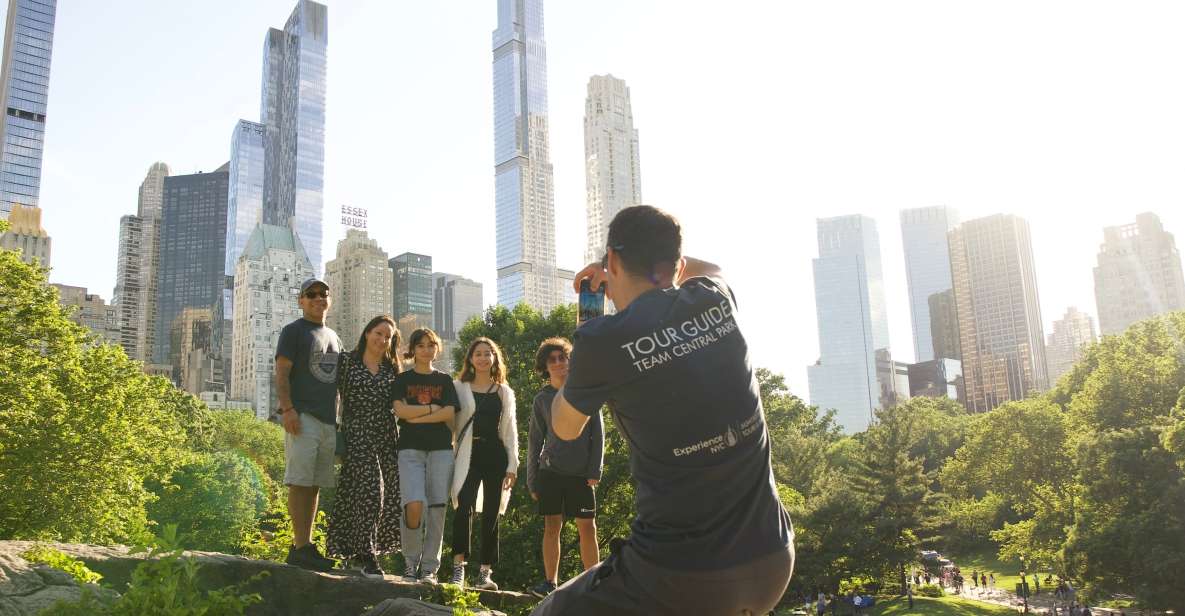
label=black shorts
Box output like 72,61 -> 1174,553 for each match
537,468 -> 596,519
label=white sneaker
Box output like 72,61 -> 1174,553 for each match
473,568 -> 498,591
402,563 -> 418,583
450,562 -> 466,586
419,571 -> 438,585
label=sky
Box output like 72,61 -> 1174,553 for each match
18,0 -> 1185,399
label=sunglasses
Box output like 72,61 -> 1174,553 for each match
303,289 -> 330,299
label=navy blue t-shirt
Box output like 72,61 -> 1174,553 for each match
275,318 -> 343,425
563,276 -> 792,571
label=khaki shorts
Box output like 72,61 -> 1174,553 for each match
284,413 -> 337,488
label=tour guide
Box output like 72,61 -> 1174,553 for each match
532,205 -> 795,615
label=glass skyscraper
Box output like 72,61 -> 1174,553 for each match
153,165 -> 230,366
492,0 -> 561,312
225,120 -> 266,279
0,0 -> 56,219
807,215 -> 896,433
261,0 -> 327,275
391,252 -> 433,342
900,205 -> 959,362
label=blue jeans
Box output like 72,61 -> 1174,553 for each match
398,449 -> 453,576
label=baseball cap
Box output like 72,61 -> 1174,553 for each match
300,278 -> 329,295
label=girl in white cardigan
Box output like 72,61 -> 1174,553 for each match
449,337 -> 518,590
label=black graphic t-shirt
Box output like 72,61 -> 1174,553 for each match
564,276 -> 793,571
393,369 -> 459,451
275,318 -> 343,425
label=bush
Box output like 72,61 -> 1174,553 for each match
20,545 -> 102,584
915,584 -> 944,598
147,451 -> 268,553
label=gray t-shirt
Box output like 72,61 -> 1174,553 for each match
275,318 -> 342,425
563,276 -> 792,571
528,385 -> 604,493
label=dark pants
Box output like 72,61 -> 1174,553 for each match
531,538 -> 794,616
451,439 -> 506,565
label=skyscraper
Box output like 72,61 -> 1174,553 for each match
390,252 -> 433,342
225,120 -> 266,279
1045,306 -> 1096,384
170,307 -> 215,395
949,214 -> 1048,412
1092,212 -> 1185,336
807,215 -> 896,433
113,162 -> 170,363
324,228 -> 393,344
492,0 -> 563,312
900,205 -> 959,362
0,0 -> 56,219
434,273 -> 484,341
583,74 -> 642,265
52,283 -> 120,346
261,0 -> 327,275
231,223 -> 312,417
0,202 -> 48,264
153,165 -> 229,366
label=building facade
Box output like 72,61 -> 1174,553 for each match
807,215 -> 897,433
0,202 -> 48,264
583,74 -> 642,265
948,214 -> 1048,412
170,307 -> 216,395
1093,212 -> 1185,336
324,228 -> 393,345
0,0 -> 57,219
1045,306 -> 1096,384
112,163 -> 169,362
231,224 -> 312,418
900,205 -> 959,362
153,165 -> 229,366
907,358 -> 964,401
434,273 -> 484,341
52,283 -> 120,345
492,0 -> 563,312
391,252 -> 433,343
261,0 -> 327,275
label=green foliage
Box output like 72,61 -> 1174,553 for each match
45,525 -> 264,616
205,410 -> 286,500
147,451 -> 268,553
20,544 -> 102,584
0,245 -> 197,544
439,583 -> 485,616
915,583 -> 944,598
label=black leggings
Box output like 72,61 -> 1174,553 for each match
451,440 -> 507,565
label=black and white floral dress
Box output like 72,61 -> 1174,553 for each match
327,353 -> 401,559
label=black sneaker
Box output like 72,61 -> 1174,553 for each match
530,580 -> 556,598
360,554 -> 385,580
285,544 -> 335,572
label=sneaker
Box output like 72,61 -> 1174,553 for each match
402,562 -> 418,583
473,568 -> 498,591
360,554 -> 385,580
419,571 -> 438,585
530,580 -> 556,598
285,544 -> 335,572
450,562 -> 466,586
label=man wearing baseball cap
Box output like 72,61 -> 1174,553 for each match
275,277 -> 343,571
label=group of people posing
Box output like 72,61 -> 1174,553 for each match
275,279 -> 601,595
275,205 -> 795,615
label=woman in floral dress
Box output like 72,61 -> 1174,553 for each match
327,315 -> 402,578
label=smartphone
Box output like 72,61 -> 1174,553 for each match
578,279 -> 606,325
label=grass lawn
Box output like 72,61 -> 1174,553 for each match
944,546 -> 1054,593
774,595 -> 1017,616
873,595 -> 1018,616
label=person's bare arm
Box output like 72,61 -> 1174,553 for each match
393,399 -> 430,420
406,405 -> 455,424
275,356 -> 299,435
551,388 -> 590,441
675,256 -> 723,286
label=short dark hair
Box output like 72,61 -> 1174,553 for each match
403,327 -> 442,360
606,205 -> 682,281
535,337 -> 572,379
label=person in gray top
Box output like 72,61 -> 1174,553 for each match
527,337 -> 604,599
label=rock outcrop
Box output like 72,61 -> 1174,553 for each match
0,541 -> 530,616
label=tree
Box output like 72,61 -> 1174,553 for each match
204,410 -> 286,503
147,451 -> 269,553
0,235 -> 195,544
758,368 -> 841,498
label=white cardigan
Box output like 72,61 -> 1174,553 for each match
450,380 -> 518,514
